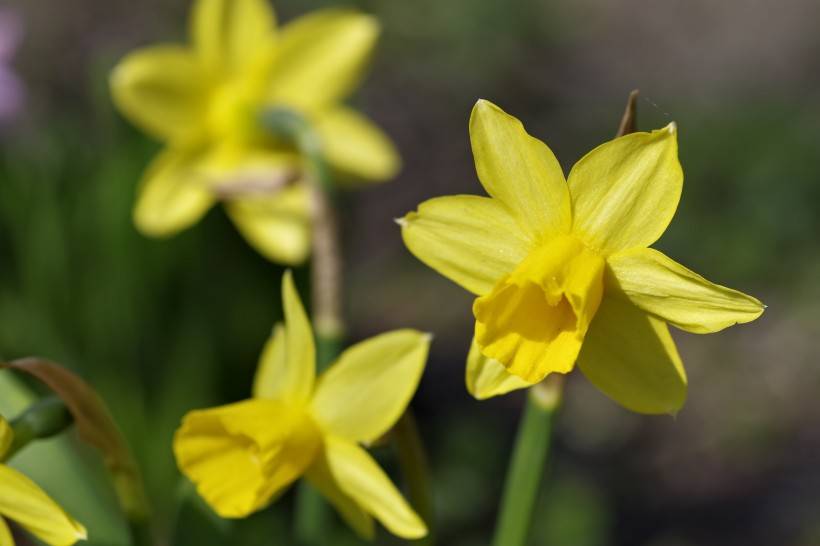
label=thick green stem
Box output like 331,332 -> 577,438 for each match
2,396 -> 73,462
491,376 -> 563,546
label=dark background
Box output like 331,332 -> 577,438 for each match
1,0 -> 820,545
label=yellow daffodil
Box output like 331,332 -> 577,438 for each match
110,0 -> 399,264
400,99 -> 764,414
0,416 -> 87,546
173,272 -> 429,539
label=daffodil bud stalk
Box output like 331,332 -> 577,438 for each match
261,107 -> 343,349
1,396 -> 73,463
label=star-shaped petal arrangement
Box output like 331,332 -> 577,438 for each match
174,272 -> 430,539
400,99 -> 764,414
111,0 -> 400,264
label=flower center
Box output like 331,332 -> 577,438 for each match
207,78 -> 261,141
473,235 -> 605,383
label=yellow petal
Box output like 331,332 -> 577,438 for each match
608,248 -> 765,333
173,399 -> 321,518
469,100 -> 571,241
197,143 -> 311,264
305,454 -> 375,540
191,0 -> 277,74
226,184 -> 312,264
252,323 -> 286,398
267,10 -> 379,111
310,330 -> 430,444
577,296 -> 687,415
0,417 -> 12,459
0,465 -> 87,546
133,148 -> 215,237
314,107 -> 400,182
400,195 -> 533,295
253,272 -> 316,403
110,46 -> 209,143
0,518 -> 12,546
568,123 -> 683,254
465,337 -> 531,400
323,437 -> 427,539
474,235 -> 605,382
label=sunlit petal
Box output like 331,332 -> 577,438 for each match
311,330 -> 430,444
253,272 -> 315,404
267,10 -> 379,111
577,296 -> 687,415
110,46 -> 209,143
608,248 -> 765,333
252,323 -> 286,398
133,148 -> 215,238
323,437 -> 427,539
469,100 -> 571,241
226,184 -> 312,265
191,0 -> 276,74
400,195 -> 533,295
305,454 -> 375,540
0,465 -> 87,546
314,107 -> 400,182
465,337 -> 531,400
568,123 -> 682,254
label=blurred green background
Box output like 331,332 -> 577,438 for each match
2,0 -> 820,545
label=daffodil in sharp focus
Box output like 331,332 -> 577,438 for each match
173,272 -> 430,539
400,99 -> 764,414
110,0 -> 399,264
0,416 -> 87,546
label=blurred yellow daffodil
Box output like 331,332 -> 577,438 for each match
0,416 -> 87,546
400,100 -> 764,414
173,272 -> 429,539
110,0 -> 399,264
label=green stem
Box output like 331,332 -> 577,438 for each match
2,396 -> 73,462
491,376 -> 563,546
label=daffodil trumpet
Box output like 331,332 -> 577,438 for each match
174,272 -> 432,541
0,415 -> 87,546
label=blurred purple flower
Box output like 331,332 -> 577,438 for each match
0,9 -> 23,122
